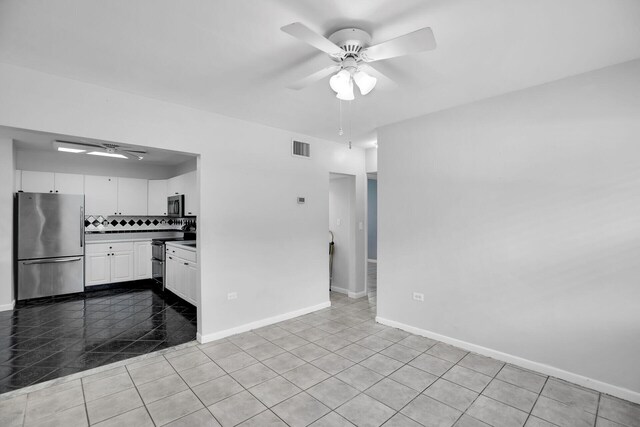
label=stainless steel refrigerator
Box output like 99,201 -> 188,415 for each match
16,192 -> 85,300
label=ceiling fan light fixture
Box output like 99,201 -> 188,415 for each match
329,69 -> 351,93
335,78 -> 354,101
353,70 -> 377,95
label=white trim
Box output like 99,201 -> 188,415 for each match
330,286 -> 349,295
367,259 -> 378,263
198,301 -> 331,344
376,316 -> 640,405
349,290 -> 366,299
331,286 -> 365,299
0,301 -> 15,312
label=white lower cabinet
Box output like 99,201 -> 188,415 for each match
85,241 -> 142,286
85,251 -> 111,286
165,244 -> 197,305
110,251 -> 134,282
134,241 -> 152,279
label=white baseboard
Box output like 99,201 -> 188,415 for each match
367,259 -> 378,263
376,316 -> 640,405
331,286 -> 365,299
0,301 -> 15,312
198,301 -> 331,344
331,286 -> 349,295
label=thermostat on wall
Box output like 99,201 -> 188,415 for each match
297,197 -> 306,204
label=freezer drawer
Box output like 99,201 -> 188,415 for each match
17,256 -> 84,300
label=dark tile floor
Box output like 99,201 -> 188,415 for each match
0,281 -> 197,394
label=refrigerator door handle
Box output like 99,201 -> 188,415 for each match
23,257 -> 83,265
80,206 -> 84,248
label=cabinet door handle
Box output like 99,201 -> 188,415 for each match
23,257 -> 82,265
80,206 -> 84,248
184,262 -> 188,266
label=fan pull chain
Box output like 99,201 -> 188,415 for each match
348,100 -> 352,149
338,100 -> 344,136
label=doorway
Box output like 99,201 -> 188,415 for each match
367,173 -> 377,297
328,173 -> 359,297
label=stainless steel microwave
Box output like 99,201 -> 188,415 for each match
167,194 -> 184,217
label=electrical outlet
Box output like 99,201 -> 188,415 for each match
227,292 -> 238,300
413,292 -> 425,302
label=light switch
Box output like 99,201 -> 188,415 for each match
337,219 -> 341,226
358,221 -> 363,230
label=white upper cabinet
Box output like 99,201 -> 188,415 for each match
84,175 -> 118,216
54,173 -> 84,194
148,180 -> 168,216
166,171 -> 198,216
182,171 -> 198,216
21,171 -> 55,193
21,171 -> 85,194
166,174 -> 184,197
117,178 -> 148,215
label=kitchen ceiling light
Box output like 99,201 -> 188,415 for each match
87,151 -> 128,159
57,147 -> 86,153
53,140 -> 87,153
353,70 -> 377,95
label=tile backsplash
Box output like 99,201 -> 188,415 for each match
85,215 -> 196,233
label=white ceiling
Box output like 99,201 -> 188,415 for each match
1,0 -> 639,147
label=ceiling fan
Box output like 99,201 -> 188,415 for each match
53,140 -> 147,160
281,22 -> 437,100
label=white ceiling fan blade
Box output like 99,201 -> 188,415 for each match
361,27 -> 436,62
288,65 -> 341,90
55,140 -> 103,149
281,22 -> 345,58
359,64 -> 397,90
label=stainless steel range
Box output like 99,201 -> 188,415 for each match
151,237 -> 189,291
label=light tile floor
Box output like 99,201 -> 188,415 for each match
367,261 -> 377,297
1,291 -> 639,427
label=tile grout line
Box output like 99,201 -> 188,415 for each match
124,361 -> 158,427
385,347 -> 470,426
452,359 -> 509,426
80,379 -> 91,426
523,375 -> 551,426
168,352 -> 227,427
593,391 -> 602,427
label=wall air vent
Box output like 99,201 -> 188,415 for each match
292,139 -> 311,158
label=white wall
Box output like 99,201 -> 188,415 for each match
329,175 -> 357,296
377,59 -> 640,402
0,62 -> 367,338
14,148 -> 191,179
0,138 -> 14,310
365,147 -> 377,173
